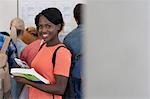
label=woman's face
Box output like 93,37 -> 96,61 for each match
38,15 -> 60,42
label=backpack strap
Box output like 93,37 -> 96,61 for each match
52,45 -> 66,67
1,35 -> 11,53
38,42 -> 46,51
51,45 -> 65,99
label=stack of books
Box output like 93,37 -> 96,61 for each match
11,58 -> 50,84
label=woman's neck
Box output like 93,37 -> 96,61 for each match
46,38 -> 61,46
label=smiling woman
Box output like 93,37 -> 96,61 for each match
14,8 -> 72,99
37,8 -> 64,46
38,15 -> 60,42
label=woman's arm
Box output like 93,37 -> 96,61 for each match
14,75 -> 68,95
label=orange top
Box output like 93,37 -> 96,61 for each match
20,39 -> 42,67
29,44 -> 71,99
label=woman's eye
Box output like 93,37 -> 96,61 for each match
38,24 -> 51,29
46,25 -> 51,29
38,25 -> 42,29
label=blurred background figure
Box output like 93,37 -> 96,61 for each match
10,17 -> 26,99
63,3 -> 84,99
0,32 -> 17,69
10,17 -> 27,58
21,26 -> 38,45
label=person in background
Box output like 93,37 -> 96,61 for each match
14,8 -> 72,99
0,31 -> 17,99
0,32 -> 17,70
21,26 -> 38,45
10,18 -> 27,58
63,3 -> 84,99
10,18 -> 27,99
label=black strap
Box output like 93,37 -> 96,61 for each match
52,94 -> 54,99
38,42 -> 46,51
38,44 -> 65,66
52,45 -> 65,99
52,45 -> 66,67
38,44 -> 66,99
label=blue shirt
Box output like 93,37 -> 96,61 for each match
16,38 -> 27,57
63,25 -> 83,79
0,33 -> 17,68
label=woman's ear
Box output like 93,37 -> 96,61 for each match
56,24 -> 61,31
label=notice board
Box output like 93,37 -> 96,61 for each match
19,0 -> 84,34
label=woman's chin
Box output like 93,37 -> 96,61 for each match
44,38 -> 52,42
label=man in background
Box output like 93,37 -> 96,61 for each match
63,3 -> 84,99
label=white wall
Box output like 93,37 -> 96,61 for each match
19,0 -> 84,32
0,0 -> 17,33
18,0 -> 84,42
85,0 -> 150,99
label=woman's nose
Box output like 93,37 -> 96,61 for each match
41,26 -> 47,33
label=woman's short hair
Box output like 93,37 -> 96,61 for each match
35,8 -> 64,33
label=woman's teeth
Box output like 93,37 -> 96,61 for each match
43,34 -> 48,38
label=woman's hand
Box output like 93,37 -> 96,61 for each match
14,76 -> 28,84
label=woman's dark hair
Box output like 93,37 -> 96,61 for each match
74,3 -> 83,25
35,8 -> 64,33
35,14 -> 40,30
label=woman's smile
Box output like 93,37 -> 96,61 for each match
42,33 -> 48,39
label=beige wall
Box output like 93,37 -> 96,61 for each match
0,0 -> 17,33
85,0 -> 150,99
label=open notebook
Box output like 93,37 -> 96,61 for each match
11,68 -> 50,84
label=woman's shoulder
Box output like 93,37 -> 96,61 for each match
55,44 -> 72,56
44,43 -> 72,56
